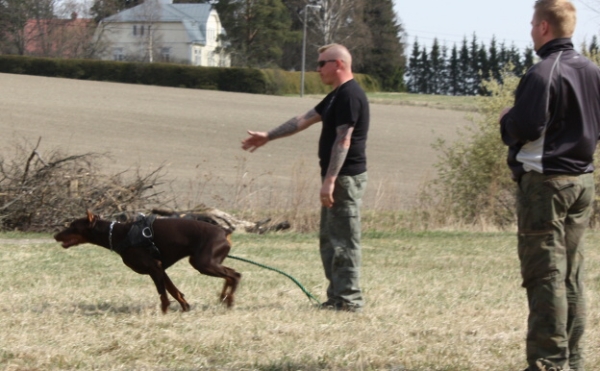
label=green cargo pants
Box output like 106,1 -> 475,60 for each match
517,171 -> 594,371
319,172 -> 367,310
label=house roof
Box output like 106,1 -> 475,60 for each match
102,3 -> 215,44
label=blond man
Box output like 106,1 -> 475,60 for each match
499,1 -> 600,370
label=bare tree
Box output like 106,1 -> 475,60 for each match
129,0 -> 164,62
55,0 -> 94,18
0,0 -> 53,55
309,0 -> 362,46
0,0 -> 100,58
291,0 -> 368,70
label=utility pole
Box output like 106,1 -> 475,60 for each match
300,4 -> 321,97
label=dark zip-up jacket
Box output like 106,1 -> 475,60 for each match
500,38 -> 600,181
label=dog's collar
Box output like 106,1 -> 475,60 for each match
108,221 -> 116,252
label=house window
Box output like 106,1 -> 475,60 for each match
133,25 -> 137,36
161,47 -> 171,62
113,48 -> 124,61
207,28 -> 216,43
140,25 -> 144,36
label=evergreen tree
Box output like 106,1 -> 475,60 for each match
508,44 -> 524,76
438,43 -> 449,94
589,35 -> 599,55
477,42 -> 489,95
429,38 -> 443,94
488,37 -> 501,84
447,44 -> 460,96
279,0 -> 309,71
360,0 -> 405,91
406,38 -> 421,93
497,42 -> 508,79
468,33 -> 480,95
214,0 -> 294,67
458,37 -> 470,95
419,45 -> 431,93
523,47 -> 535,72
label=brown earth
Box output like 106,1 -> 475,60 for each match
0,72 -> 471,210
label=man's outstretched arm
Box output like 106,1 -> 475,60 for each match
241,109 -> 321,152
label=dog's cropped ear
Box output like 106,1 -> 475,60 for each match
86,210 -> 97,226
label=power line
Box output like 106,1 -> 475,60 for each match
402,28 -> 533,50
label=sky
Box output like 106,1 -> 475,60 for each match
393,0 -> 600,52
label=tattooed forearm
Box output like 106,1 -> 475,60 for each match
268,109 -> 320,140
325,124 -> 353,178
326,145 -> 349,178
303,109 -> 319,121
267,117 -> 300,140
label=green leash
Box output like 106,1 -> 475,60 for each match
228,254 -> 321,305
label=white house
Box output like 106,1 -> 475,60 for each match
96,0 -> 230,67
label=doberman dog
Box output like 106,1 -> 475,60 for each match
54,210 -> 241,313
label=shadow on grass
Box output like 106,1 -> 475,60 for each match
155,364 -> 409,371
75,302 -> 155,315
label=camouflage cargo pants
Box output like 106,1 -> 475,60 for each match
517,171 -> 594,371
319,172 -> 367,310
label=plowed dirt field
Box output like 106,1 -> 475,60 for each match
0,73 -> 471,210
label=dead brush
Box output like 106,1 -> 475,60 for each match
0,138 -> 167,232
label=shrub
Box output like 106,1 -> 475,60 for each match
422,61 -> 600,230
419,70 -> 519,228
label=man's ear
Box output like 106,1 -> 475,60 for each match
540,20 -> 551,36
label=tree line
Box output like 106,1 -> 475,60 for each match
405,35 -> 536,96
406,34 -> 600,96
5,1 -> 598,95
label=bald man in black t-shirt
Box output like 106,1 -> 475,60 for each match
242,43 -> 369,312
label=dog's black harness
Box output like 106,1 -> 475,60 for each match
109,214 -> 161,260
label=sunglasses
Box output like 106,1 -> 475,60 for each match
317,59 -> 337,68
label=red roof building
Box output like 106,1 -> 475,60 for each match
24,13 -> 95,58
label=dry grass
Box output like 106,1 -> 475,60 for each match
4,73 -> 598,370
2,231 -> 600,370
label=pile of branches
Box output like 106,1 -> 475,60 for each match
0,139 -> 291,234
0,138 -> 166,232
147,206 -> 290,235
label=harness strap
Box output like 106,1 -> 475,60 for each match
109,221 -> 116,252
110,215 -> 161,260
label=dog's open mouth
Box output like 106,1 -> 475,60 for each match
58,238 -> 79,248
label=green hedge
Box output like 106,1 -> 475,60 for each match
0,55 -> 379,95
261,68 -> 379,95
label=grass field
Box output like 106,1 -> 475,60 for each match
366,93 -> 478,112
3,73 -> 596,370
1,230 -> 600,370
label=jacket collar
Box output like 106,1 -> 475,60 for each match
536,38 -> 574,58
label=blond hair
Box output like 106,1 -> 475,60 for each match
534,0 -> 576,37
318,43 -> 353,68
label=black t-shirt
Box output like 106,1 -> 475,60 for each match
314,79 -> 369,177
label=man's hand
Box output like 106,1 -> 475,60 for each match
320,177 -> 335,208
241,130 -> 269,152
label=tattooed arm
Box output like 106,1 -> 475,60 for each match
321,124 -> 354,208
241,109 -> 321,152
